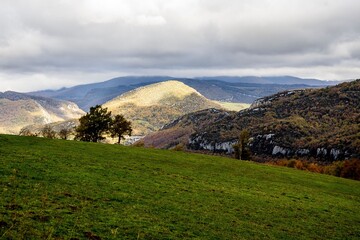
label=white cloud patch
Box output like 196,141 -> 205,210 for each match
0,0 -> 359,91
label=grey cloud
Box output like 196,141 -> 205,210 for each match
0,0 -> 359,91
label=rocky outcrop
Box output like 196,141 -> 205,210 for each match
188,130 -> 355,160
189,135 -> 236,154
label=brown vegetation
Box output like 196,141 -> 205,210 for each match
265,158 -> 360,180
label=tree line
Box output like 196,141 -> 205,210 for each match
19,105 -> 132,144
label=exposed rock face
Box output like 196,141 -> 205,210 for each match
189,135 -> 236,154
0,92 -> 84,134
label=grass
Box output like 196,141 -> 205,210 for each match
0,134 -> 359,239
214,101 -> 250,111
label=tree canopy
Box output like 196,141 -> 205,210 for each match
110,114 -> 132,144
75,105 -> 112,142
75,105 -> 132,143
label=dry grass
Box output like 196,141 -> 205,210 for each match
105,80 -> 203,108
214,101 -> 250,111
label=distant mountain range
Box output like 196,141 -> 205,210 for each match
141,79 -> 360,161
29,76 -> 342,111
103,81 -> 222,135
0,91 -> 84,134
196,76 -> 341,85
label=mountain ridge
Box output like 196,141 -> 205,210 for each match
28,76 -> 341,110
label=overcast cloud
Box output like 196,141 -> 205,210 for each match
0,0 -> 359,91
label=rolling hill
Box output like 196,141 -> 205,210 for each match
103,81 -> 222,135
142,80 -> 360,161
29,76 -> 336,111
0,91 -> 84,135
0,134 -> 359,239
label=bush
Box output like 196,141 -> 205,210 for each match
41,125 -> 57,139
173,143 -> 185,151
340,159 -> 360,180
323,161 -> 344,177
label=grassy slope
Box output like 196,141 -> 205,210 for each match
213,101 -> 250,111
0,135 -> 359,239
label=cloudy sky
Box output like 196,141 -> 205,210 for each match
1,0 -> 359,91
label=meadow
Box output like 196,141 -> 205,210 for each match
0,134 -> 359,239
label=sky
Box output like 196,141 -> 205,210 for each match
0,0 -> 359,92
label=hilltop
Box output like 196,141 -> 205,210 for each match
0,91 -> 84,134
103,81 -> 222,135
0,134 -> 359,239
144,80 -> 360,161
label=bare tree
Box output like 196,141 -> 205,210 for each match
59,128 -> 72,140
19,127 -> 36,137
41,125 -> 57,139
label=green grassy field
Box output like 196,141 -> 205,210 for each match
0,135 -> 359,239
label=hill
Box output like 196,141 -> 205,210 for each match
0,91 -> 84,134
0,134 -> 359,239
29,76 -> 334,111
144,80 -> 360,161
29,76 -> 172,110
103,81 -> 222,135
140,108 -> 232,149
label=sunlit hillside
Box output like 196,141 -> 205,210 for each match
103,80 -> 222,135
0,92 -> 84,135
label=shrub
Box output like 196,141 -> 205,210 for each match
340,159 -> 360,180
173,143 -> 185,151
41,125 -> 57,139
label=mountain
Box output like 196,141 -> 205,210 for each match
0,91 -> 84,134
29,76 -> 338,111
29,76 -> 172,110
179,79 -> 315,103
195,76 -> 343,85
142,80 -> 360,161
103,80 -> 222,135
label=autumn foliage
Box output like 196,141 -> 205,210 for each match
267,158 -> 360,180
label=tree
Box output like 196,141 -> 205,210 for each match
233,129 -> 251,160
75,105 -> 112,142
19,127 -> 37,137
41,125 -> 57,139
110,114 -> 132,144
59,128 -> 72,140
